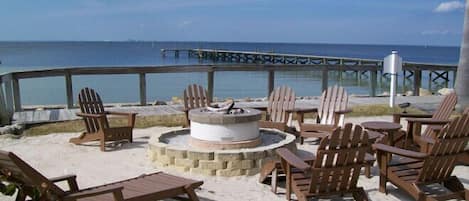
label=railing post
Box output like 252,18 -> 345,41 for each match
65,72 -> 74,108
3,74 -> 14,115
413,69 -> 421,96
268,70 -> 275,97
11,76 -> 22,112
207,70 -> 214,101
0,81 -> 10,125
321,68 -> 328,92
139,73 -> 147,106
370,70 -> 377,97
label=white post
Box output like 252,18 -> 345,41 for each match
383,50 -> 402,108
390,71 -> 397,107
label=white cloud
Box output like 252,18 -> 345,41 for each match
434,1 -> 465,13
421,30 -> 450,35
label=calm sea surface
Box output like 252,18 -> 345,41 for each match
0,41 -> 460,105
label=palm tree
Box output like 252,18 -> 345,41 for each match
456,1 -> 469,111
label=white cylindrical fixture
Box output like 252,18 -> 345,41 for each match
384,50 -> 402,108
191,121 -> 259,142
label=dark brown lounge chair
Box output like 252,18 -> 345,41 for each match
393,92 -> 457,148
299,85 -> 352,144
276,123 -> 371,201
258,86 -> 296,133
374,114 -> 469,201
70,87 -> 137,151
183,84 -> 211,127
0,151 -> 203,201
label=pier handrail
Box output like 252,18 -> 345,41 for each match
0,63 -> 457,126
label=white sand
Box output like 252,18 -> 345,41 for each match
0,116 -> 467,201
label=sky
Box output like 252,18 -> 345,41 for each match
0,0 -> 465,46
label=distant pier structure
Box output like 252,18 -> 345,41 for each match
161,48 -> 455,94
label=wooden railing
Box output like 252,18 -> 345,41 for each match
0,63 -> 457,125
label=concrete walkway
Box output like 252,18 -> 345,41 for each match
13,95 -> 444,124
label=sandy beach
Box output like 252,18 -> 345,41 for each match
0,115 -> 467,201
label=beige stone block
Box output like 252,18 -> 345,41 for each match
190,168 -> 216,176
175,158 -> 198,168
146,149 -> 155,161
187,151 -> 214,160
150,144 -> 166,156
166,148 -> 187,158
242,151 -> 266,160
227,160 -> 254,169
174,166 -> 190,172
199,160 -> 226,169
215,152 -> 243,161
157,155 -> 175,165
245,168 -> 260,176
216,169 -> 245,177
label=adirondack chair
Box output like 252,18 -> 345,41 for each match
276,123 -> 371,201
258,86 -> 296,133
373,114 -> 469,201
0,151 -> 203,201
69,87 -> 137,151
393,92 -> 457,148
299,85 -> 352,144
183,84 -> 211,126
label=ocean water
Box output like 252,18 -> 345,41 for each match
0,41 -> 460,105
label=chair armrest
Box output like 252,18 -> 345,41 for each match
49,174 -> 79,192
334,108 -> 352,114
76,113 -> 106,119
275,148 -> 310,172
393,113 -> 433,123
406,118 -> 451,125
65,185 -> 124,201
106,111 -> 137,116
373,143 -> 427,159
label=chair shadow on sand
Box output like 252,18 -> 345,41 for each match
73,135 -> 149,151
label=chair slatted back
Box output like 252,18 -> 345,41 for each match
183,84 -> 210,111
318,86 -> 348,126
267,86 -> 295,123
418,114 -> 469,183
78,87 -> 108,133
308,124 -> 369,194
0,151 -> 65,197
432,92 -> 457,120
422,92 -> 457,137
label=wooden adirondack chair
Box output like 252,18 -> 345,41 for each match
393,92 -> 457,148
373,114 -> 469,201
276,123 -> 370,201
258,86 -> 296,133
69,87 -> 136,151
299,85 -> 352,144
183,84 -> 211,126
0,151 -> 203,201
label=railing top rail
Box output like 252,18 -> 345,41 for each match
0,63 -> 457,80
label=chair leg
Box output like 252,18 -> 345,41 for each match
184,185 -> 200,201
365,165 -> 371,178
100,139 -> 105,152
271,168 -> 278,193
15,189 -> 26,201
352,187 -> 370,201
300,137 -> 304,145
379,173 -> 387,194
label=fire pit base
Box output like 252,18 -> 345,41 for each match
148,128 -> 297,177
